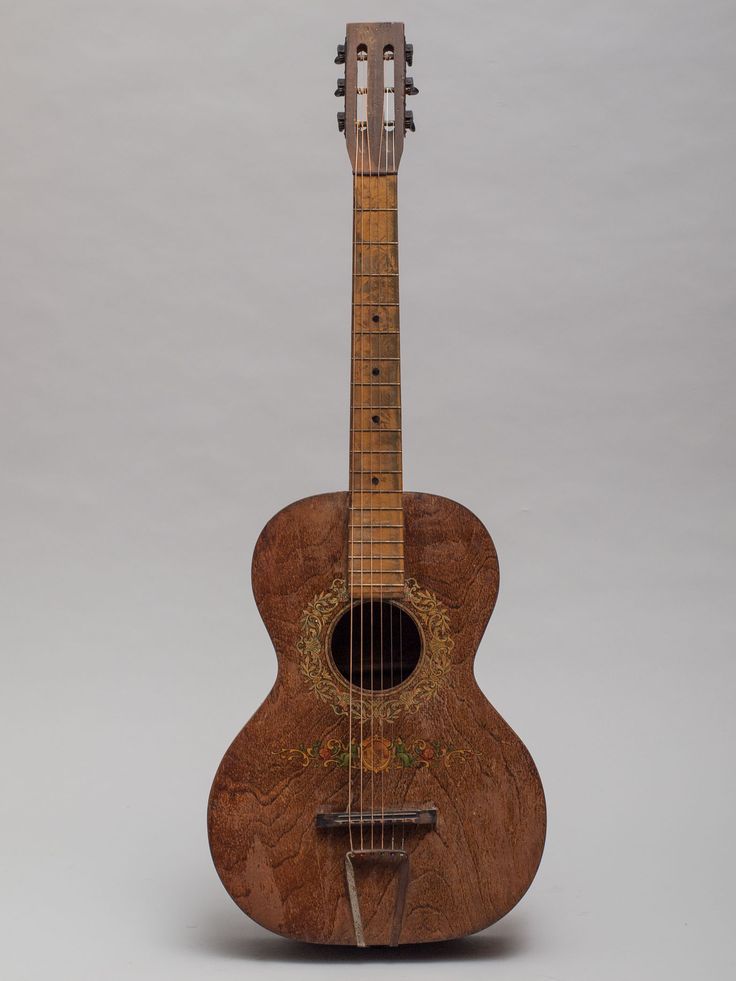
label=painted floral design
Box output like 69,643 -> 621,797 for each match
296,577 -> 454,723
279,735 -> 474,771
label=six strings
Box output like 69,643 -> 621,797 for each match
348,47 -> 401,855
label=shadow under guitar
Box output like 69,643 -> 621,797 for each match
183,897 -> 531,963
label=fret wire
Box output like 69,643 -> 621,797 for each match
349,524 -> 403,528
348,551 -> 403,556
349,502 -> 403,505
349,552 -> 402,557
349,559 -> 403,564
352,525 -> 404,545
349,555 -> 404,559
351,574 -> 404,579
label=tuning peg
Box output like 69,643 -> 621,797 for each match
405,77 -> 419,96
335,43 -> 346,65
405,43 -> 414,66
404,110 -> 416,133
334,78 -> 345,97
337,111 -> 346,133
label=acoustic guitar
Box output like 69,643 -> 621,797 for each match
208,22 -> 546,947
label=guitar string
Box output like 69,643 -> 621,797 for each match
386,55 -> 394,852
347,68 -> 357,856
360,59 -> 380,849
358,92 -> 366,853
348,45 -> 404,855
352,57 -> 369,852
376,58 -> 386,852
392,67 -> 402,854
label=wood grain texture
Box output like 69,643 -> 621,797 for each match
342,22 -> 407,175
208,491 -> 546,945
350,174 -> 404,598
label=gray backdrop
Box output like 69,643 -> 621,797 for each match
1,2 -> 734,978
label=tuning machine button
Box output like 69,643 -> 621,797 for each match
404,110 -> 416,133
405,43 -> 414,66
335,78 -> 345,97
405,77 -> 419,96
335,43 -> 346,65
337,111 -> 346,133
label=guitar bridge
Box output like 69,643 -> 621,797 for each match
315,807 -> 437,830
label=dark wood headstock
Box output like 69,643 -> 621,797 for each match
335,22 -> 417,175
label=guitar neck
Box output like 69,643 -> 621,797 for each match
349,174 -> 404,599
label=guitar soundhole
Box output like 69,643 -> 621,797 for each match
330,601 -> 422,691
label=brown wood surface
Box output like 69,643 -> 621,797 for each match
350,175 -> 404,598
208,491 -> 546,946
342,22 -> 407,175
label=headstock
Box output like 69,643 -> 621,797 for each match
334,22 -> 418,175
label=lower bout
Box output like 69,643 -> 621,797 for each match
208,745 -> 545,946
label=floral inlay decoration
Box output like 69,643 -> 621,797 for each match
296,577 -> 454,723
278,734 -> 475,772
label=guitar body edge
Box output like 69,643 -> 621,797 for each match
208,491 -> 546,945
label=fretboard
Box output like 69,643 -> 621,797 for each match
349,174 -> 403,599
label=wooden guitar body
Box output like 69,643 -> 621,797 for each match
208,491 -> 546,945
208,22 -> 545,947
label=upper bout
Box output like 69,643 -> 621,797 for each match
251,490 -> 499,662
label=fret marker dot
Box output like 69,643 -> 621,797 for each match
372,477 -> 379,485
372,314 -> 380,323
372,368 -> 380,376
372,415 -> 380,423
